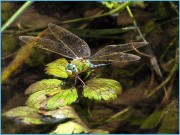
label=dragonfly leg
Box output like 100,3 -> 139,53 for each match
76,75 -> 86,88
59,78 -> 71,88
131,40 -> 151,58
60,78 -> 76,88
72,76 -> 77,87
60,79 -> 67,86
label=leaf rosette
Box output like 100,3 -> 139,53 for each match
25,79 -> 78,110
83,78 -> 122,101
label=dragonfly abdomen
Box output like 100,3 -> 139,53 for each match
90,63 -> 110,68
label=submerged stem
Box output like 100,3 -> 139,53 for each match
1,1 -> 33,32
105,107 -> 131,123
62,2 -> 132,24
126,5 -> 147,43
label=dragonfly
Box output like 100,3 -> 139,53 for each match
19,23 -> 148,86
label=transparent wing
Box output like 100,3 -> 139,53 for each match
90,42 -> 148,59
48,23 -> 91,58
89,52 -> 140,62
19,36 -> 76,59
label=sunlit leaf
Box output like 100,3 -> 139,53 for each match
25,79 -> 62,94
26,78 -> 78,110
101,2 -> 120,9
47,86 -> 78,110
83,78 -> 122,101
3,106 -> 43,125
45,58 -> 68,78
158,104 -> 178,133
25,78 -> 63,109
25,88 -> 59,109
50,121 -> 89,134
89,129 -> 109,134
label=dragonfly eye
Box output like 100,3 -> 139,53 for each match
65,64 -> 78,76
72,66 -> 77,72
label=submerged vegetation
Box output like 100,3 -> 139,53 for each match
2,1 -> 178,134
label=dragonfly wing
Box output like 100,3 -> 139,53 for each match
90,42 -> 148,57
89,52 -> 140,62
19,36 -> 76,59
48,23 -> 91,58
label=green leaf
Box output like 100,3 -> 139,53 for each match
158,104 -> 178,133
101,2 -> 120,9
3,106 -> 43,125
50,121 -> 89,134
25,78 -> 78,110
140,102 -> 173,129
25,79 -> 62,94
89,129 -> 109,134
47,87 -> 78,110
45,58 -> 68,78
83,78 -> 122,101
140,111 -> 164,129
26,88 -> 59,109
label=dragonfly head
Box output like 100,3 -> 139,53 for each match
65,64 -> 78,76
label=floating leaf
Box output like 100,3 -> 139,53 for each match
38,106 -> 78,123
25,79 -> 62,94
47,87 -> 78,110
3,106 -> 43,125
26,78 -> 78,110
50,121 -> 89,134
25,88 -> 59,109
83,78 -> 122,101
45,58 -> 68,78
